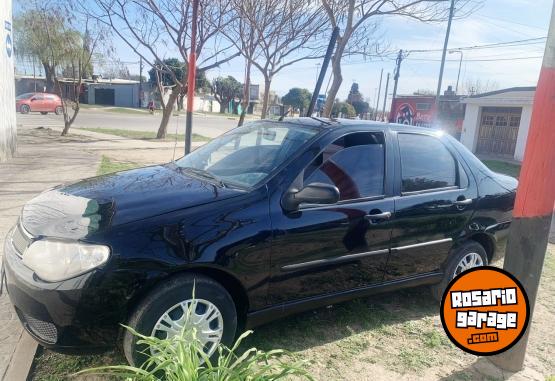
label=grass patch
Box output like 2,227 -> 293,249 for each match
482,159 -> 521,178
80,127 -> 211,142
97,155 -> 140,175
104,107 -> 148,115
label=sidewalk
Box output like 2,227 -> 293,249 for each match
0,127 -> 101,380
0,124 -> 208,379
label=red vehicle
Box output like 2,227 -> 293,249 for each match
16,92 -> 63,115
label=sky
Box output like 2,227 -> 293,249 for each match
16,0 -> 552,108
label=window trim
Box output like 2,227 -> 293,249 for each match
397,132 -> 464,196
300,130 -> 388,205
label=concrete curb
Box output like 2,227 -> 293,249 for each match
3,332 -> 38,381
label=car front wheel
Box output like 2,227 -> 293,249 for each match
123,274 -> 237,367
20,104 -> 30,114
431,241 -> 488,301
55,106 -> 63,115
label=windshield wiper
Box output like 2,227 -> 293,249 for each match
181,167 -> 226,188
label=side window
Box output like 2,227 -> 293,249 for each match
33,94 -> 44,100
398,133 -> 457,193
303,132 -> 385,201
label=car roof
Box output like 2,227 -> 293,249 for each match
276,117 -> 442,134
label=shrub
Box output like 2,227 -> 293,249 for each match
76,326 -> 313,381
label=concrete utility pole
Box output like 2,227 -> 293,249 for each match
391,50 -> 404,103
381,73 -> 390,122
490,2 -> 555,372
139,57 -> 143,108
375,69 -> 383,121
449,50 -> 463,94
435,0 -> 455,106
185,0 -> 199,155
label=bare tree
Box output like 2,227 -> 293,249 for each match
86,0 -> 239,138
463,78 -> 499,95
25,0 -> 109,135
227,0 -> 328,119
321,0 -> 479,117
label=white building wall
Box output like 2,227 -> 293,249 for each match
0,0 -> 16,162
514,105 -> 533,161
460,103 -> 481,152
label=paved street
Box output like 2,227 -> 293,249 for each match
16,108 -> 241,139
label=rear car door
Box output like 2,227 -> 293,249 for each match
269,131 -> 395,304
385,131 -> 477,280
30,94 -> 45,111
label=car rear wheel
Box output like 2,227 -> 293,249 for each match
20,104 -> 30,114
123,274 -> 237,367
431,241 -> 488,302
54,106 -> 63,115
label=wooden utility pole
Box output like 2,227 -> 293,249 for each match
490,2 -> 555,372
391,50 -> 404,104
435,0 -> 455,106
185,0 -> 199,155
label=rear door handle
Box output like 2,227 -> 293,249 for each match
364,211 -> 392,223
455,198 -> 472,206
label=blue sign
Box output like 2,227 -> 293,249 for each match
5,20 -> 11,58
6,34 -> 12,58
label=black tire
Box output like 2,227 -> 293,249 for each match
123,274 -> 237,367
431,241 -> 488,302
40,111 -> 48,115
55,106 -> 63,115
20,104 -> 30,114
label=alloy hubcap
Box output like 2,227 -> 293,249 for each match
454,252 -> 484,277
151,299 -> 223,357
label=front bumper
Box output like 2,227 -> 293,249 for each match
3,227 -> 126,353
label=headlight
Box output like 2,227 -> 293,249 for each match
22,239 -> 110,282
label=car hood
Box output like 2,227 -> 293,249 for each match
21,163 -> 244,239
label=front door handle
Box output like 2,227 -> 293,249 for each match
364,211 -> 392,223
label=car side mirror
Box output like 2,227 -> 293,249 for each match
30,98 -> 36,102
282,182 -> 340,212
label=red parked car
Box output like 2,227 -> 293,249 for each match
16,92 -> 63,115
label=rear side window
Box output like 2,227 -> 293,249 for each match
398,133 -> 457,193
304,132 -> 385,201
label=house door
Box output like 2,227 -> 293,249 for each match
476,107 -> 521,156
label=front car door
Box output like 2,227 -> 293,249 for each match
268,130 -> 395,304
385,131 -> 477,280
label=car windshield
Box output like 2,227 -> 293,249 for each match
16,93 -> 34,100
175,121 -> 320,188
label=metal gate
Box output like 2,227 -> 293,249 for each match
476,107 -> 521,156
94,88 -> 115,106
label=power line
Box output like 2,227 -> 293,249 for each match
408,37 -> 547,53
406,55 -> 543,62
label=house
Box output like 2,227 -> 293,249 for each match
460,87 -> 535,162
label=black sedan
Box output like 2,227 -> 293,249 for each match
2,118 -> 517,365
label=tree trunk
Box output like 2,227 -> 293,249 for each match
43,62 -> 56,93
219,100 -> 226,113
156,86 -> 179,139
61,104 -> 80,136
261,76 -> 272,119
238,61 -> 252,127
323,38 -> 347,117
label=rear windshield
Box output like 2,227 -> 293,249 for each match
16,93 -> 34,100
